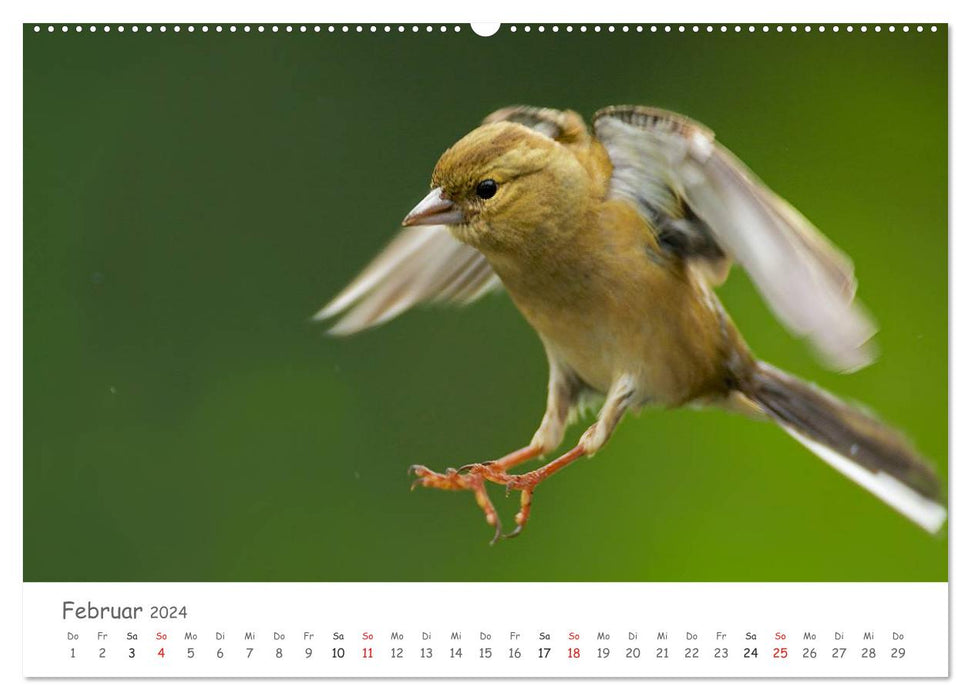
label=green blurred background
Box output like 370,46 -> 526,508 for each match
24,24 -> 947,582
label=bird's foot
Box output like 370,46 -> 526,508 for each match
409,463 -> 505,543
406,462 -> 539,541
499,444 -> 587,538
408,444 -> 585,542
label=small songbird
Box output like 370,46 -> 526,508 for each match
317,105 -> 946,542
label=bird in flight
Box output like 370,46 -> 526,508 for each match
317,105 -> 946,542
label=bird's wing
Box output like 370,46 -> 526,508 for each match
483,105 -> 591,145
315,225 -> 501,335
593,105 -> 876,372
483,105 -> 573,138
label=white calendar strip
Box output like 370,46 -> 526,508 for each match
23,582 -> 948,678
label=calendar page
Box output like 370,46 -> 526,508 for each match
20,11 -> 950,685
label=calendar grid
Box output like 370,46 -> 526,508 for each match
23,582 -> 948,678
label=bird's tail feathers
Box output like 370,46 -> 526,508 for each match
742,362 -> 946,533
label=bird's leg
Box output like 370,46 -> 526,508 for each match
499,376 -> 636,539
455,444 -> 543,476
409,357 -> 579,541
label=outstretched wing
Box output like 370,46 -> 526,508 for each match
483,105 -> 587,142
593,105 -> 876,373
318,106 -> 587,336
315,225 -> 500,335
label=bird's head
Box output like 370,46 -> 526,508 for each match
401,121 -> 595,254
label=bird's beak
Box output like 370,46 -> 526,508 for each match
402,187 -> 464,227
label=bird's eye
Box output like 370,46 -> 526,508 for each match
475,179 -> 498,200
